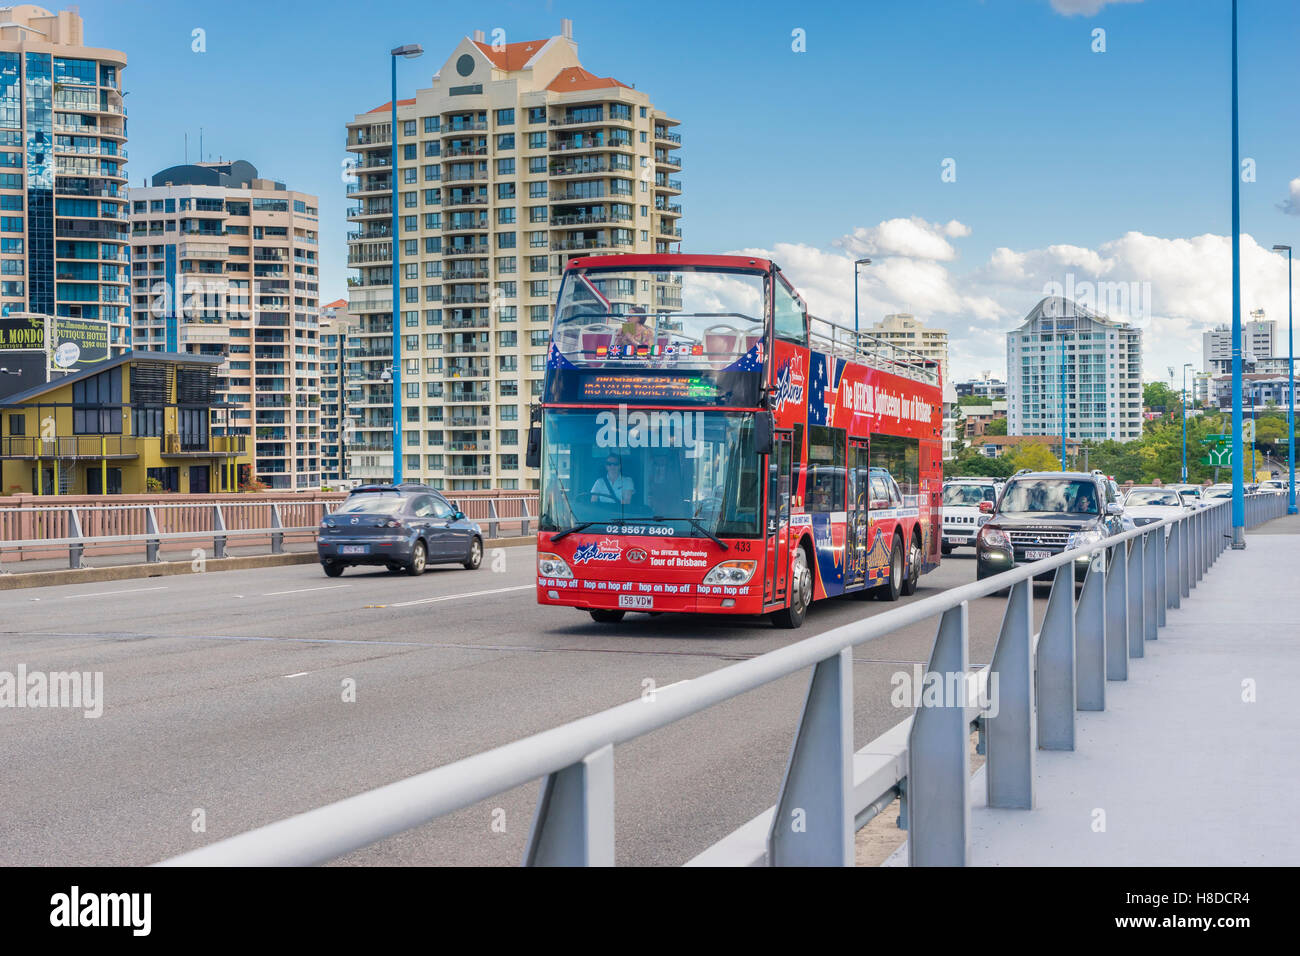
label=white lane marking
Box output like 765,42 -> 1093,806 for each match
62,586 -> 168,600
387,584 -> 533,608
263,585 -> 350,596
283,671 -> 311,679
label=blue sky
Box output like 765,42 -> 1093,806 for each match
71,0 -> 1300,380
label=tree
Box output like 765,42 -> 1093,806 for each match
949,448 -> 1015,478
958,395 -> 993,407
983,417 -> 1008,436
1008,441 -> 1061,473
1143,382 -> 1182,415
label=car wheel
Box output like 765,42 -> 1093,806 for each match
322,561 -> 344,578
771,547 -> 812,629
406,540 -> 427,576
877,537 -> 904,601
589,609 -> 625,623
463,536 -> 483,570
941,543 -> 953,556
901,534 -> 922,596
386,563 -> 403,574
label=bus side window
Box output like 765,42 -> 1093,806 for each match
774,277 -> 806,347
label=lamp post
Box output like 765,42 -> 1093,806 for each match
852,257 -> 871,338
389,42 -> 423,485
1182,362 -> 1192,482
1273,243 -> 1295,513
1229,0 -> 1245,547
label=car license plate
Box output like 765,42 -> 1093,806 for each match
944,534 -> 968,543
341,545 -> 369,555
1024,549 -> 1051,560
618,595 -> 652,609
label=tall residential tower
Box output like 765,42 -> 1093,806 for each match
345,21 -> 683,490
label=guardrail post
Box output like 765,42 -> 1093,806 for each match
67,507 -> 85,570
987,580 -> 1035,805
1036,565 -> 1076,751
270,503 -> 284,554
1105,543 -> 1128,680
1126,534 -> 1144,659
145,506 -> 161,563
1179,510 -> 1191,599
520,497 -> 531,537
213,505 -> 227,560
907,603 -> 970,866
1075,556 -> 1105,711
1154,524 -> 1167,627
1141,530 -> 1158,642
1167,520 -> 1182,609
487,499 -> 499,540
523,743 -> 615,866
767,647 -> 854,866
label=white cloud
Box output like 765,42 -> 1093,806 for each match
731,224 -> 1296,387
1049,0 -> 1145,16
1278,177 -> 1300,216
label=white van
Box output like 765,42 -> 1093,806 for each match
941,477 -> 1003,554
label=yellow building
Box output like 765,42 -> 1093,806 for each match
0,353 -> 248,495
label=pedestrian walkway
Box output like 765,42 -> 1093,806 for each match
890,512 -> 1300,866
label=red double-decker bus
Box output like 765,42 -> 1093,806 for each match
531,254 -> 943,628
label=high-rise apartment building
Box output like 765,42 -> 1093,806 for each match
0,5 -> 129,345
129,160 -> 322,489
1006,296 -> 1143,443
319,297 -> 355,484
344,20 -> 682,490
864,313 -> 949,385
1202,309 -> 1275,375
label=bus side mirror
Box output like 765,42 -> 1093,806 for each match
525,425 -> 541,469
754,410 -> 774,456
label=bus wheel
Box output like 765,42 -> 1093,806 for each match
772,548 -> 812,629
877,537 -> 904,602
900,534 -> 922,596
589,609 -> 625,623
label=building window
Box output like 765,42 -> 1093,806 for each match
528,132 -> 546,149
496,133 -> 514,150
496,158 -> 515,176
495,108 -> 515,125
528,107 -> 546,124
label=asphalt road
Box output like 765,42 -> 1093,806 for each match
0,544 -> 1050,867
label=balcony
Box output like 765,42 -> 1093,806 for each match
655,179 -> 682,193
444,243 -> 490,258
443,267 -> 489,281
442,168 -> 489,184
447,465 -> 492,476
444,216 -> 488,233
447,440 -> 492,452
655,202 -> 683,215
442,193 -> 488,209
445,314 -> 490,330
443,292 -> 490,304
348,225 -> 391,241
550,160 -> 611,177
655,129 -> 682,144
446,388 -> 491,403
552,188 -> 606,203
655,153 -> 683,169
441,120 -> 488,134
552,211 -> 631,227
444,340 -> 491,354
448,415 -> 492,427
443,145 -> 487,158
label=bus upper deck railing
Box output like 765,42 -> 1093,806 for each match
155,491 -> 1285,866
808,314 -> 940,387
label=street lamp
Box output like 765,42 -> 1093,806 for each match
1229,0 -> 1245,547
852,258 -> 871,338
389,42 -> 423,485
1273,243 -> 1295,514
1182,363 -> 1193,482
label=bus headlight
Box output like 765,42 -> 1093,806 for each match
703,560 -> 756,585
538,553 -> 574,579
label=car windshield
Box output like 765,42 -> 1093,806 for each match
1127,490 -> 1180,506
335,494 -> 404,514
1177,486 -> 1201,497
943,484 -> 996,506
999,478 -> 1100,515
552,266 -> 766,372
539,408 -> 762,537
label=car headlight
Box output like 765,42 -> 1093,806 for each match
1068,528 -> 1104,550
322,518 -> 335,529
978,526 -> 1011,550
537,552 -> 574,579
703,560 -> 757,585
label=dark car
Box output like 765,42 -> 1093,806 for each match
975,471 -> 1126,584
317,484 -> 483,577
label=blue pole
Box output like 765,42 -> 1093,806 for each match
1182,364 -> 1188,482
390,54 -> 403,485
1287,247 -> 1296,513
1230,0 -> 1244,546
1060,330 -> 1066,468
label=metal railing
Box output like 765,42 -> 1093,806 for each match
156,493 -> 1287,866
0,494 -> 540,571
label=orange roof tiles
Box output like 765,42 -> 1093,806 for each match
473,38 -> 549,71
366,98 -> 415,114
323,299 -> 348,310
545,66 -> 629,92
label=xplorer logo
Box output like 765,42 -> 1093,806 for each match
573,538 -> 623,565
773,354 -> 805,413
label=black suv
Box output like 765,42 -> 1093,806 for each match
317,484 -> 484,577
975,471 -> 1126,583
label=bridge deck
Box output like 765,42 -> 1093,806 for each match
892,513 -> 1300,866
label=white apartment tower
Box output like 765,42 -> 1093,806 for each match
1006,296 -> 1143,443
129,161 -> 322,489
344,21 -> 683,490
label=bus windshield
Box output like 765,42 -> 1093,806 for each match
539,408 -> 763,538
552,266 -> 766,371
